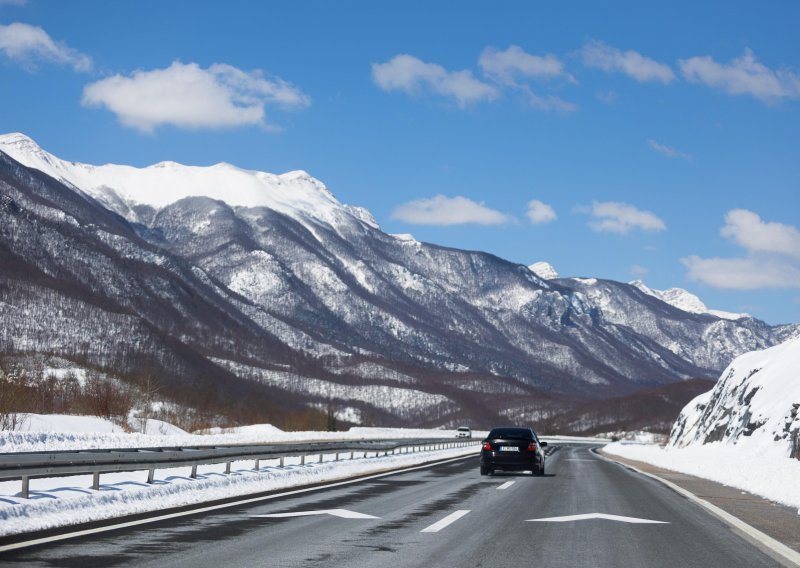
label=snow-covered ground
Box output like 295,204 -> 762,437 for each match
0,414 -> 483,453
0,414 -> 485,536
604,442 -> 800,512
606,338 -> 800,513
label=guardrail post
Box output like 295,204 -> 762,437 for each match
319,453 -> 323,464
191,464 -> 197,479
350,451 -> 354,460
147,468 -> 155,484
335,453 -> 340,462
92,471 -> 100,491
300,455 -> 305,465
280,457 -> 284,468
21,476 -> 29,499
225,462 -> 231,475
254,459 -> 260,471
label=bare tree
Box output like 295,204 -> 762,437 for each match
0,365 -> 28,431
134,373 -> 162,433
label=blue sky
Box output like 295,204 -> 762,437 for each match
1,1 -> 799,324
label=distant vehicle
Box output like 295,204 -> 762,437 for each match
480,426 -> 547,476
456,426 -> 471,438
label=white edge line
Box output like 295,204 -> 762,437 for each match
497,481 -> 515,490
0,453 -> 476,553
594,449 -> 800,568
420,509 -> 470,533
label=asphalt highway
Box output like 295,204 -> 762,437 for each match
0,445 -> 787,568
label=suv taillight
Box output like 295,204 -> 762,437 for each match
482,442 -> 492,451
527,442 -> 538,452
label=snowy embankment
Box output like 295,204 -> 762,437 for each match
603,442 -> 800,511
0,444 -> 477,537
605,337 -> 800,512
0,416 -> 482,536
0,414 -> 483,453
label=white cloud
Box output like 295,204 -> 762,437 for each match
682,210 -> 800,290
372,54 -> 499,108
648,139 -> 691,160
581,39 -> 675,84
81,61 -> 310,133
526,199 -> 557,224
682,256 -> 800,290
596,90 -> 618,104
520,87 -> 578,113
679,49 -> 800,103
0,0 -> 28,5
479,45 -> 573,85
478,46 -> 578,113
579,201 -> 666,234
391,195 -> 512,226
630,264 -> 649,277
0,22 -> 91,71
720,209 -> 800,258
372,51 -> 576,112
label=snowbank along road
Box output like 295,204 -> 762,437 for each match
0,444 -> 790,568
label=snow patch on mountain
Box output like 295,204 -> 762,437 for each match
669,337 -> 800,459
391,233 -> 416,242
630,280 -> 747,320
212,359 -> 455,416
528,261 -> 559,280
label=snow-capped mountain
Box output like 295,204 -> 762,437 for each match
669,337 -> 800,459
1,133 -> 797,427
629,280 -> 747,321
0,133 -> 378,230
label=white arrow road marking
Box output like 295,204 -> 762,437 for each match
421,510 -> 471,533
526,513 -> 668,524
252,509 -> 379,519
497,481 -> 515,490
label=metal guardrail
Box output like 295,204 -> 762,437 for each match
0,438 -> 481,499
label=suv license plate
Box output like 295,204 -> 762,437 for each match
499,446 -> 519,452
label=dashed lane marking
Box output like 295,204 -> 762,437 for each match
497,481 -> 515,490
421,510 -> 471,533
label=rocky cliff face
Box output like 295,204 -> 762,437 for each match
1,133 -> 797,427
669,337 -> 800,459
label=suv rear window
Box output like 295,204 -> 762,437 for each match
487,428 -> 533,440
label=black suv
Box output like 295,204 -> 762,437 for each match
480,427 -> 547,476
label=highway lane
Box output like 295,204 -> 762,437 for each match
0,445 -> 786,568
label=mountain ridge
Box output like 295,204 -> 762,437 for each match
1,134 -> 797,429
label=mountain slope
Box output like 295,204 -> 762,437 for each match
1,133 -> 797,428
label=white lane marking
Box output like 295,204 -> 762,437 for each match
565,459 -> 595,462
595,450 -> 800,567
252,508 -> 378,519
497,481 -> 515,490
0,454 -> 474,554
526,513 -> 667,524
421,510 -> 471,533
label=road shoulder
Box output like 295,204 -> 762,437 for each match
597,448 -> 800,566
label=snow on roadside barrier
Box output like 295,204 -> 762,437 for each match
0,445 -> 478,536
0,417 -> 483,453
